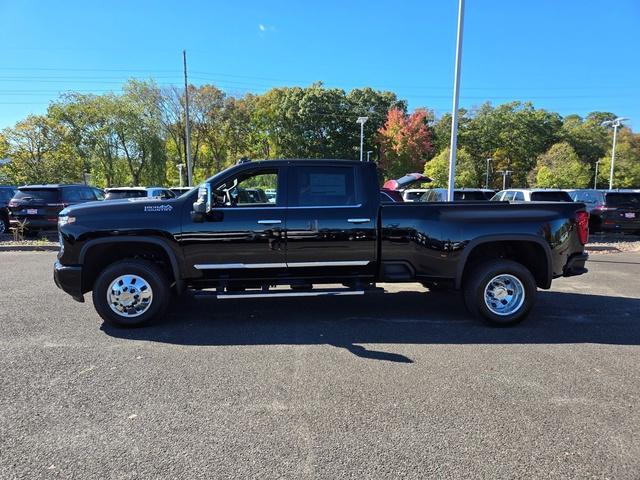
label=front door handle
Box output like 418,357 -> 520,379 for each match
347,218 -> 371,224
258,219 -> 282,225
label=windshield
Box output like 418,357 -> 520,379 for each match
606,193 -> 640,208
404,191 -> 425,201
530,191 -> 572,202
13,188 -> 59,203
454,191 -> 490,201
105,190 -> 147,200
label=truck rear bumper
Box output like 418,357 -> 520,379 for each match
53,260 -> 84,302
562,252 -> 588,277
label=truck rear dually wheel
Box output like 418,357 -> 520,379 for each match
93,259 -> 169,327
463,259 -> 536,326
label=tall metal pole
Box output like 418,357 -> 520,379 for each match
446,0 -> 465,201
608,123 -> 618,190
359,122 -> 364,162
367,151 -> 373,162
183,50 -> 193,187
594,161 -> 599,189
485,158 -> 491,189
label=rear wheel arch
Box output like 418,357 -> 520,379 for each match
456,235 -> 552,290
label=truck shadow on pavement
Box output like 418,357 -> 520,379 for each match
101,290 -> 640,363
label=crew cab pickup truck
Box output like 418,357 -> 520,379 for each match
54,159 -> 589,327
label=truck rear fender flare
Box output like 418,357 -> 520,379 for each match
79,236 -> 184,293
454,234 -> 552,290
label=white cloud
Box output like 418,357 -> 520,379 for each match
258,24 -> 266,32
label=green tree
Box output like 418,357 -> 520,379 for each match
423,147 -> 477,187
597,129 -> 640,188
530,142 -> 591,188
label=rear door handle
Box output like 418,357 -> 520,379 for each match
348,218 -> 371,224
258,219 -> 282,225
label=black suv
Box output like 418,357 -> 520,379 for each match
0,186 -> 17,234
8,184 -> 101,233
569,189 -> 640,233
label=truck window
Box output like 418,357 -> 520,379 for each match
290,166 -> 360,207
215,169 -> 278,207
530,191 -> 572,202
513,191 -> 525,201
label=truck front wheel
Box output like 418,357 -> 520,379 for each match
92,259 -> 170,327
463,259 -> 536,326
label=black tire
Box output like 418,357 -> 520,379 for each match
463,259 -> 536,326
0,215 -> 8,235
92,259 -> 170,327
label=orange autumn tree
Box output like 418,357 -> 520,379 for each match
377,108 -> 433,179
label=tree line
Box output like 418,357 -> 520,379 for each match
1,79 -> 638,189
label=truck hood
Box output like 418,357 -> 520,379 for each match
61,197 -> 177,217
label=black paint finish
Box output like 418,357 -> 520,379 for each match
55,159 -> 588,299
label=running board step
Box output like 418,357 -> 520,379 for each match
215,288 -> 365,300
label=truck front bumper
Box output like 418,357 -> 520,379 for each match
562,252 -> 589,277
53,260 -> 84,302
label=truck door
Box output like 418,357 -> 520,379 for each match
180,166 -> 287,281
284,163 -> 377,281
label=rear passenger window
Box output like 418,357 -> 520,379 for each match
503,191 -> 516,201
61,188 -> 83,202
290,166 -> 360,207
514,192 -> 524,201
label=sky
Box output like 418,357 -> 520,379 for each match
0,0 -> 638,130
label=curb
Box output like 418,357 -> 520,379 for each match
0,244 -> 60,252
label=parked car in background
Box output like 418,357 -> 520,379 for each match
264,188 -> 277,203
170,187 -> 192,197
0,186 -> 17,234
379,189 -> 404,203
104,187 -> 176,201
91,187 -> 105,201
491,189 -> 573,203
420,188 -> 495,202
568,189 -> 640,233
8,184 -> 101,233
382,173 -> 432,202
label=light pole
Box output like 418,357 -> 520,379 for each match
177,164 -> 184,188
602,117 -> 628,190
366,150 -> 373,162
446,0 -> 465,201
485,158 -> 492,189
356,117 -> 368,162
593,160 -> 599,189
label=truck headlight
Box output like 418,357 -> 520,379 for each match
58,215 -> 75,228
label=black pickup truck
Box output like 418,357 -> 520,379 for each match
54,159 -> 589,327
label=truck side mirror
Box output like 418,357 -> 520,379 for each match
191,184 -> 212,222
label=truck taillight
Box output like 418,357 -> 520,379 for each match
576,211 -> 589,245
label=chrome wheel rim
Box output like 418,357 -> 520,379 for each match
483,274 -> 525,316
107,274 -> 153,318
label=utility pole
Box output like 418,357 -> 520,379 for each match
366,151 -> 373,162
446,0 -> 465,201
183,50 -> 193,187
177,164 -> 184,188
593,161 -> 599,189
602,117 -> 627,190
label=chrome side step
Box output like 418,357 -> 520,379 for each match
215,288 -> 365,300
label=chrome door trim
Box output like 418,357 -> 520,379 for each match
194,263 -> 287,270
257,219 -> 282,225
347,218 -> 371,223
288,260 -> 370,268
194,260 -> 370,270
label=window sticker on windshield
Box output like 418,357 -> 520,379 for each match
144,205 -> 173,212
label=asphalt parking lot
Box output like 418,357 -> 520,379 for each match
1,251 -> 639,479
